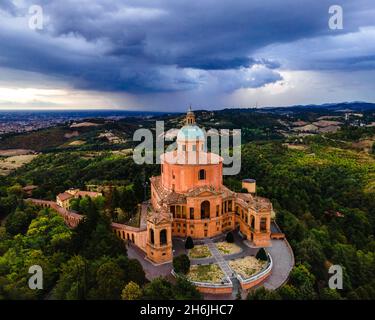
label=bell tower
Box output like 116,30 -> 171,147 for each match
186,106 -> 196,125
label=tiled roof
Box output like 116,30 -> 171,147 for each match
150,175 -> 235,205
76,191 -> 101,198
23,185 -> 38,191
147,204 -> 172,225
57,192 -> 74,201
150,176 -> 187,205
253,196 -> 272,212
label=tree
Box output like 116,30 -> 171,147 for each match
121,281 -> 142,300
7,184 -> 24,198
0,227 -> 9,255
289,264 -> 316,300
120,257 -> 146,286
173,277 -> 202,300
226,231 -> 234,243
143,277 -> 174,300
25,208 -> 72,254
296,236 -> 326,281
173,254 -> 190,275
319,288 -> 342,300
5,207 -> 36,235
247,287 -> 280,300
71,203 -> 127,259
88,261 -> 125,300
185,236 -> 194,249
256,248 -> 268,261
53,255 -> 88,300
142,276 -> 202,300
82,221 -> 126,259
277,285 -> 299,300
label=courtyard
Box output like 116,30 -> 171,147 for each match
173,231 -> 258,265
126,230 -> 294,299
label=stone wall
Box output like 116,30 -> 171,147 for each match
26,198 -> 147,251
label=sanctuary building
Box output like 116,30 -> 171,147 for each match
144,108 -> 272,264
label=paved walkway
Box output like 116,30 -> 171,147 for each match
263,239 -> 294,290
127,243 -> 173,281
204,239 -> 234,278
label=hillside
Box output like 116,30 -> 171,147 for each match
0,108 -> 374,300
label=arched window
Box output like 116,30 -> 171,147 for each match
198,169 -> 206,180
190,207 -> 194,219
250,216 -> 255,230
201,201 -> 210,219
260,218 -> 267,232
160,229 -> 167,245
149,229 -> 154,244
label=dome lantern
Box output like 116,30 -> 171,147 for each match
177,107 -> 205,153
186,105 -> 196,125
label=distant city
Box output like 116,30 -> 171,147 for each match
0,102 -> 374,137
0,110 -> 169,136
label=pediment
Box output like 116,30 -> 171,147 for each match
147,213 -> 172,226
195,190 -> 216,197
154,217 -> 171,225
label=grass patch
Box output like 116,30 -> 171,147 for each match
229,256 -> 266,278
0,154 -> 38,176
188,245 -> 212,259
216,242 -> 242,255
187,264 -> 225,283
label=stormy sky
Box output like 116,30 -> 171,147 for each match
0,0 -> 374,110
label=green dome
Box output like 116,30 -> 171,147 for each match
177,125 -> 205,141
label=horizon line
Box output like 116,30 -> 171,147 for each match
0,100 -> 374,112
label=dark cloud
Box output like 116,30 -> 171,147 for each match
0,0 -> 17,15
177,57 -> 254,70
0,0 -> 374,95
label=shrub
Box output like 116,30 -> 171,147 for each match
121,281 -> 143,300
185,236 -> 194,249
173,254 -> 190,275
225,232 -> 234,243
256,248 -> 268,261
5,208 -> 36,236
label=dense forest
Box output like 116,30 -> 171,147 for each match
0,196 -> 200,300
0,113 -> 374,299
244,141 -> 374,299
